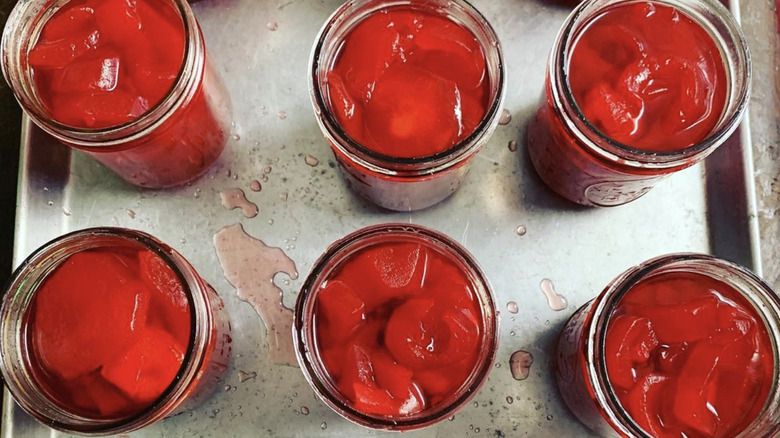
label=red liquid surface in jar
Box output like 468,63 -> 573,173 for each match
29,0 -> 185,128
313,242 -> 484,417
605,272 -> 774,438
327,7 -> 491,159
28,247 -> 191,419
568,2 -> 727,152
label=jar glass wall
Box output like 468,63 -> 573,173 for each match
0,228 -> 232,435
526,0 -> 750,207
1,0 -> 232,188
294,224 -> 498,430
555,254 -> 780,437
309,0 -> 506,211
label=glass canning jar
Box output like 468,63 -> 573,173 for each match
0,228 -> 232,435
309,0 -> 506,211
526,0 -> 750,207
555,253 -> 780,437
1,0 -> 232,189
293,223 -> 498,430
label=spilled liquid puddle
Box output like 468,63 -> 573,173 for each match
214,224 -> 299,366
220,188 -> 259,218
541,278 -> 568,311
510,350 -> 534,381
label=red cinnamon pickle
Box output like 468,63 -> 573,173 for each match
2,0 -> 232,188
310,0 -> 505,211
294,224 -> 498,430
526,0 -> 750,206
0,229 -> 232,435
555,254 -> 780,438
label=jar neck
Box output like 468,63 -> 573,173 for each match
548,0 -> 751,170
309,0 -> 506,177
1,0 -> 205,149
0,228 -> 213,435
584,254 -> 780,437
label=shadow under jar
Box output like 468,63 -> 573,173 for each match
0,228 -> 232,435
294,224 -> 498,430
2,0 -> 232,189
526,0 -> 750,207
309,0 -> 505,211
556,254 -> 780,437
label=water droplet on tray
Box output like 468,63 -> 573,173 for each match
264,166 -> 272,174
508,140 -> 518,152
232,134 -> 240,141
320,422 -> 327,430
506,396 -> 513,404
267,22 -> 278,31
300,406 -> 309,415
220,188 -> 259,218
506,301 -> 519,314
515,225 -> 526,236
127,209 -> 136,218
62,207 -> 71,216
238,370 -> 257,382
499,109 -> 512,125
214,224 -> 299,366
278,110 -> 287,120
250,180 -> 262,192
541,279 -> 568,311
510,350 -> 534,381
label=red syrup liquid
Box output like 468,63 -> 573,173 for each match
312,241 -> 484,418
28,247 -> 192,419
605,271 -> 774,438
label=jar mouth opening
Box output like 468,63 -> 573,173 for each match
309,0 -> 505,173
587,253 -> 780,437
1,0 -> 199,146
1,228 -> 199,434
293,224 -> 498,430
554,0 -> 751,168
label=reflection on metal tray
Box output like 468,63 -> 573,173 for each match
4,0 -> 760,436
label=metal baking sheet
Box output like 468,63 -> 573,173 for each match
3,0 -> 761,436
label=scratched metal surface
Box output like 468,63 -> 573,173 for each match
2,0 -> 762,437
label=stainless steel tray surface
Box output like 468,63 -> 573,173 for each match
5,0 -> 760,437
